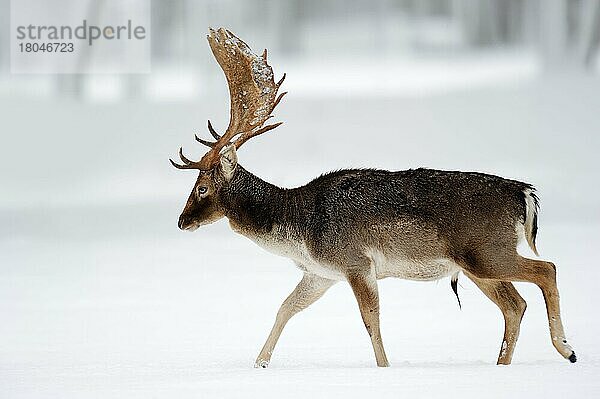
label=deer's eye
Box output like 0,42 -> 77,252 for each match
196,186 -> 208,197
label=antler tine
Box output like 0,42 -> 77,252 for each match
170,147 -> 204,170
195,134 -> 215,148
253,121 -> 283,136
234,122 -> 283,149
179,147 -> 195,164
272,91 -> 287,111
207,120 -> 221,140
276,73 -> 286,87
169,158 -> 198,169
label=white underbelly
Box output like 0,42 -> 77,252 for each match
298,256 -> 458,282
375,257 -> 459,280
296,261 -> 346,281
241,224 -> 459,282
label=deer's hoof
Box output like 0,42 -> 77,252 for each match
254,359 -> 269,368
568,352 -> 577,363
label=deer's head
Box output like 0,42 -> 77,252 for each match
171,28 -> 286,231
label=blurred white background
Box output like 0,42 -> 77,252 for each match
1,1 -> 599,398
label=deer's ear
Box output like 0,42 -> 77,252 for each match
219,144 -> 238,180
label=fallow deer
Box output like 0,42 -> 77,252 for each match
171,28 -> 577,367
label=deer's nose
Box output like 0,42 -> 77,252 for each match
178,215 -> 188,230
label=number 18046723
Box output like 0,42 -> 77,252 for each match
19,42 -> 74,53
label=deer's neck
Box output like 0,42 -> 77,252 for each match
219,166 -> 299,237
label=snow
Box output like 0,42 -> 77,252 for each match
1,215 -> 599,398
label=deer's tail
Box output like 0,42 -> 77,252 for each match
522,187 -> 540,256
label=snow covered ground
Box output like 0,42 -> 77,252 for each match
1,72 -> 600,397
1,220 -> 599,398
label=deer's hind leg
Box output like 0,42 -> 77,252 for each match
465,273 -> 526,365
461,251 -> 576,363
510,256 -> 576,362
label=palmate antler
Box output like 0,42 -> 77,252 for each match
171,28 -> 287,170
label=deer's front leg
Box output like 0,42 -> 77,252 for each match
347,269 -> 390,367
255,273 -> 335,368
